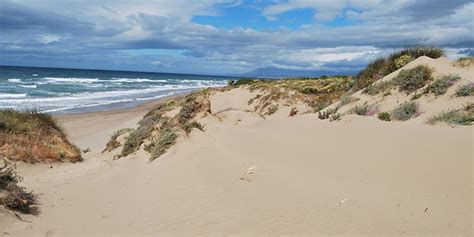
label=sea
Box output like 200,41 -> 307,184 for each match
0,66 -> 236,114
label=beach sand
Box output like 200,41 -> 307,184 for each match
1,58 -> 473,236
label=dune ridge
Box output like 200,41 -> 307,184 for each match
0,56 -> 472,236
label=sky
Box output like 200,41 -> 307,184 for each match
0,0 -> 473,75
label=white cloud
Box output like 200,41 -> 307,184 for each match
38,34 -> 62,44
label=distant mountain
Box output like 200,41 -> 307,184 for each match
240,67 -> 356,78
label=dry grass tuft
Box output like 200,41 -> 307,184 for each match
0,109 -> 81,163
0,165 -> 39,214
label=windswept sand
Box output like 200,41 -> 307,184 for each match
1,58 -> 473,236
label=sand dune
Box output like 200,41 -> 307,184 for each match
1,57 -> 473,236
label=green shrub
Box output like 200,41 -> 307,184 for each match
329,113 -> 341,121
300,87 -> 319,94
455,83 -> 474,97
411,92 -> 424,100
103,128 -> 133,153
233,78 -> 257,86
147,129 -> 178,161
426,103 -> 473,126
377,112 -> 391,121
121,122 -> 154,157
428,74 -> 460,95
318,107 -> 338,120
362,80 -> 393,95
393,65 -> 433,93
354,58 -> 387,90
392,102 -> 418,121
394,54 -> 414,69
266,104 -> 278,115
453,56 -> 474,67
353,47 -> 444,90
352,104 -> 369,116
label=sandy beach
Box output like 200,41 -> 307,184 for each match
1,56 -> 473,235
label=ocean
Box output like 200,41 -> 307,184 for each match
0,66 -> 235,114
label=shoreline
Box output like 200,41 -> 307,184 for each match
55,92 -> 188,122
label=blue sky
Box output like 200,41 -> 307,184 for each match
0,0 -> 473,75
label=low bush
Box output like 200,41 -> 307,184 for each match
393,65 -> 433,93
394,54 -> 414,69
103,128 -> 133,153
329,113 -> 341,121
121,120 -> 155,157
318,107 -> 338,120
0,166 -> 38,214
232,78 -> 257,86
426,103 -> 473,126
427,74 -> 460,95
455,83 -> 474,97
377,112 -> 391,121
352,104 -> 369,116
353,47 -> 444,90
266,105 -> 278,115
147,129 -> 178,161
392,102 -> 418,121
452,57 -> 474,67
362,80 -> 393,95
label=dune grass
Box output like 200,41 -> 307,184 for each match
103,128 -> 133,153
117,89 -> 211,161
353,47 -> 444,90
377,112 -> 391,121
426,103 -> 473,126
392,102 -> 418,121
426,74 -> 460,96
393,65 -> 433,93
0,109 -> 81,163
455,83 -> 474,97
452,56 -> 474,67
145,128 -> 178,161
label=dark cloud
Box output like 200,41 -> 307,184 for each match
402,0 -> 471,20
0,1 -> 473,75
0,2 -> 93,33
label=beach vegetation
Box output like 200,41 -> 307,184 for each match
318,107 -> 338,120
266,104 -> 278,115
103,128 -> 133,153
353,47 -> 444,90
452,56 -> 474,67
426,103 -> 474,126
0,166 -> 38,214
117,90 -> 211,160
232,78 -> 258,86
183,121 -> 204,134
393,65 -> 433,93
362,80 -> 393,95
455,83 -> 474,97
426,74 -> 460,95
329,113 -> 341,121
351,104 -> 369,116
377,112 -> 391,121
392,102 -> 418,121
146,128 -> 178,161
0,109 -> 81,163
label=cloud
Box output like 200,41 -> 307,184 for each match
0,0 -> 473,75
38,34 -> 61,44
